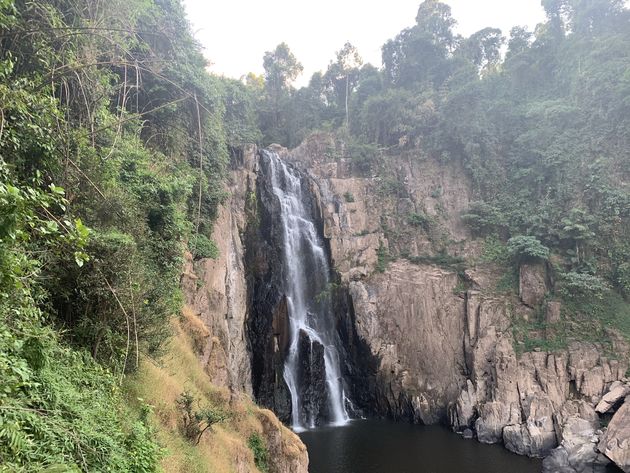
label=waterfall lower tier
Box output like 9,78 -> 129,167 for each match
259,150 -> 351,431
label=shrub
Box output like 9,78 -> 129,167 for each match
375,242 -> 391,273
559,272 -> 609,300
248,432 -> 269,472
346,141 -> 380,173
480,235 -> 509,264
176,391 -> 229,445
461,201 -> 505,234
407,212 -> 431,229
189,234 -> 219,260
507,235 -> 550,262
343,191 -> 355,203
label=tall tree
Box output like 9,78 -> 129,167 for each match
382,1 -> 457,87
326,42 -> 363,128
415,0 -> 458,52
262,43 -> 303,134
458,27 -> 504,75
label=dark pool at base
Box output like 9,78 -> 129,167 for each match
299,419 -> 542,473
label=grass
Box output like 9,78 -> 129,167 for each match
561,290 -> 630,348
511,290 -> 630,358
123,308 -> 301,472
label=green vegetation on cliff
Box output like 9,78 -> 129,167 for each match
0,0 -> 260,470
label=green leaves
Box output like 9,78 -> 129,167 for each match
248,432 -> 270,473
507,236 -> 551,262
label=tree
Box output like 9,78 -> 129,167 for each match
458,27 -> 504,75
262,43 -> 303,133
415,0 -> 458,52
507,236 -> 551,263
382,1 -> 457,87
176,391 -> 229,445
332,42 -> 363,127
506,26 -> 533,60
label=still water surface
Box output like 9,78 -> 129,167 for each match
300,419 -> 542,473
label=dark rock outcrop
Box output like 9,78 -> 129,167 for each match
297,330 -> 329,424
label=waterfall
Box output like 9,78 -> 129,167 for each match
264,150 -> 351,431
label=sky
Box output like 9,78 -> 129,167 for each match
182,0 -> 547,86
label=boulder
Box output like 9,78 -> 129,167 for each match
598,397 -> 630,472
543,417 -> 609,473
450,379 -> 477,430
258,409 -> 309,473
595,381 -> 629,414
503,397 -> 557,457
476,402 -> 514,444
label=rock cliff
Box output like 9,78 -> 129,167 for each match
181,136 -> 629,472
180,145 -> 309,473
282,134 -> 629,470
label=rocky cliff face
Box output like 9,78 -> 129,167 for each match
180,145 -> 308,473
281,134 -> 629,470
181,136 -> 629,472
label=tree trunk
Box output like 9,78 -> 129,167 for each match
345,75 -> 349,128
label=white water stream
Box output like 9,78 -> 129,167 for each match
265,150 -> 351,431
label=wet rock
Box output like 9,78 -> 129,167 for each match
598,396 -> 630,472
297,330 -> 329,426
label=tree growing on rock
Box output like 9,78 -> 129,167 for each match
176,391 -> 230,445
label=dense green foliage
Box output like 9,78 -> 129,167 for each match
0,0 -> 259,470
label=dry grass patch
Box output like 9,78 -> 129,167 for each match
124,316 -> 277,472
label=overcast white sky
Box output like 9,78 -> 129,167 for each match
182,0 -> 547,86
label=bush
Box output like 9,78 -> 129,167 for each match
176,391 -> 229,445
507,236 -> 550,262
189,234 -> 219,260
375,242 -> 391,273
248,432 -> 269,473
559,272 -> 609,300
346,141 -> 380,173
461,201 -> 505,235
480,235 -> 509,264
407,252 -> 466,271
343,191 -> 355,203
407,212 -> 431,229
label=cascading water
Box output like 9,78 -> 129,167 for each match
264,150 -> 351,431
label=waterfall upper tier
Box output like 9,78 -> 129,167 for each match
264,150 -> 351,430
